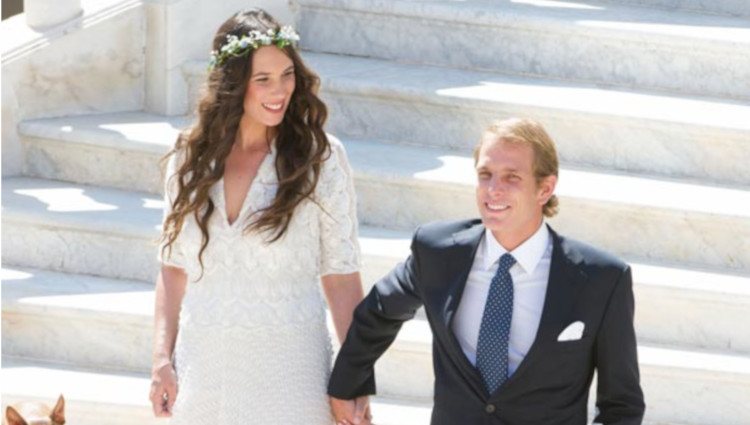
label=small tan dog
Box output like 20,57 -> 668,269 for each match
4,395 -> 65,425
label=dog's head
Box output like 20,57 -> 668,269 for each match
5,395 -> 65,425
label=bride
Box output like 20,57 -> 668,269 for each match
148,9 -> 370,424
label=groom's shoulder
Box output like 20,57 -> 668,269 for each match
553,229 -> 629,277
413,219 -> 482,247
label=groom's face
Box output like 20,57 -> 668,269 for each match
475,137 -> 555,250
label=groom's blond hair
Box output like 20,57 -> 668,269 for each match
473,118 -> 560,217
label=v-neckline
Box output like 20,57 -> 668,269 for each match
219,145 -> 275,228
222,175 -> 250,227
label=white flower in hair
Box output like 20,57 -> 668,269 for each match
208,25 -> 301,70
257,33 -> 273,45
278,26 -> 300,42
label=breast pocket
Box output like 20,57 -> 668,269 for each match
543,335 -> 595,385
555,336 -> 593,353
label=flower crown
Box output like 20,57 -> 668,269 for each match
208,25 -> 300,70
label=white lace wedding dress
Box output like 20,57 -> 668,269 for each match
158,138 -> 360,424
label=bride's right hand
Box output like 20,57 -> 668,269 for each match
150,361 -> 178,417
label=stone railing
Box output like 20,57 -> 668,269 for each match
24,0 -> 82,28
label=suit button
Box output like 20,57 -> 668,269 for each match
485,404 -> 496,414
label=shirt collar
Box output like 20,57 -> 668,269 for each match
482,223 -> 550,275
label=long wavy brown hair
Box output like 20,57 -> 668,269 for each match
160,9 -> 330,274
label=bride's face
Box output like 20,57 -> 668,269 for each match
243,46 -> 296,128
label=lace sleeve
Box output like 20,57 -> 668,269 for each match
317,136 -> 362,276
157,150 -> 186,269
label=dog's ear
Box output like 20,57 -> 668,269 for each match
5,406 -> 28,425
50,395 -> 65,424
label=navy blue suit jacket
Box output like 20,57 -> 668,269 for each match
328,219 -> 645,425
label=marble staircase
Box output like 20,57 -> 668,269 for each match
3,0 -> 750,424
1,355 -> 434,425
294,0 -> 750,100
599,0 -> 750,17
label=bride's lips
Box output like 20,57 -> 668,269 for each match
262,101 -> 285,114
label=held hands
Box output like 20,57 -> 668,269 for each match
330,395 -> 372,425
150,361 -> 178,417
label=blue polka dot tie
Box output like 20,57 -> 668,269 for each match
476,253 -> 516,394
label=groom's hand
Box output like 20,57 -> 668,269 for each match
330,395 -> 371,425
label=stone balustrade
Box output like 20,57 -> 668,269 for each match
24,0 -> 82,28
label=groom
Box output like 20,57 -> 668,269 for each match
329,118 -> 645,424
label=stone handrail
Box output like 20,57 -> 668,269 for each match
24,0 -> 83,28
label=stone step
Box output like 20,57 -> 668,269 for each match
29,52 -> 750,188
3,167 -> 750,352
1,357 -> 161,425
20,112 -> 189,194
632,263 -> 750,353
343,139 -> 750,273
296,53 -> 750,187
294,0 -> 750,100
15,114 -> 750,271
345,138 -> 749,272
600,0 -> 750,17
4,167 -> 750,350
0,357 -> 433,425
9,127 -> 750,272
0,175 -> 408,283
3,269 -> 749,425
0,267 -> 435,402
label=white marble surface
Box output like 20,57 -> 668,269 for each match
20,112 -> 189,192
600,0 -> 750,17
2,79 -> 23,176
3,266 -> 750,424
0,176 -> 415,281
4,5 -> 144,119
144,0 -> 293,115
1,0 -> 145,176
1,355 -> 432,425
2,269 -> 154,371
345,139 -> 750,272
635,275 -> 750,352
1,358 -> 161,425
184,53 -> 750,186
11,114 -> 750,271
19,112 -> 190,152
1,1 -> 145,175
295,0 -> 750,100
25,0 -> 82,28
3,174 -> 750,353
1,179 -> 164,281
636,347 -> 750,425
18,109 -> 750,221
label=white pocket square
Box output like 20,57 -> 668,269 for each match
557,321 -> 585,341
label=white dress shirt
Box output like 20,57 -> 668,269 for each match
451,223 -> 552,376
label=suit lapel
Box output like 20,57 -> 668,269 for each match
442,222 -> 484,328
438,221 -> 486,397
493,226 -> 588,396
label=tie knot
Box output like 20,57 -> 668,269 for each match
498,253 -> 516,272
